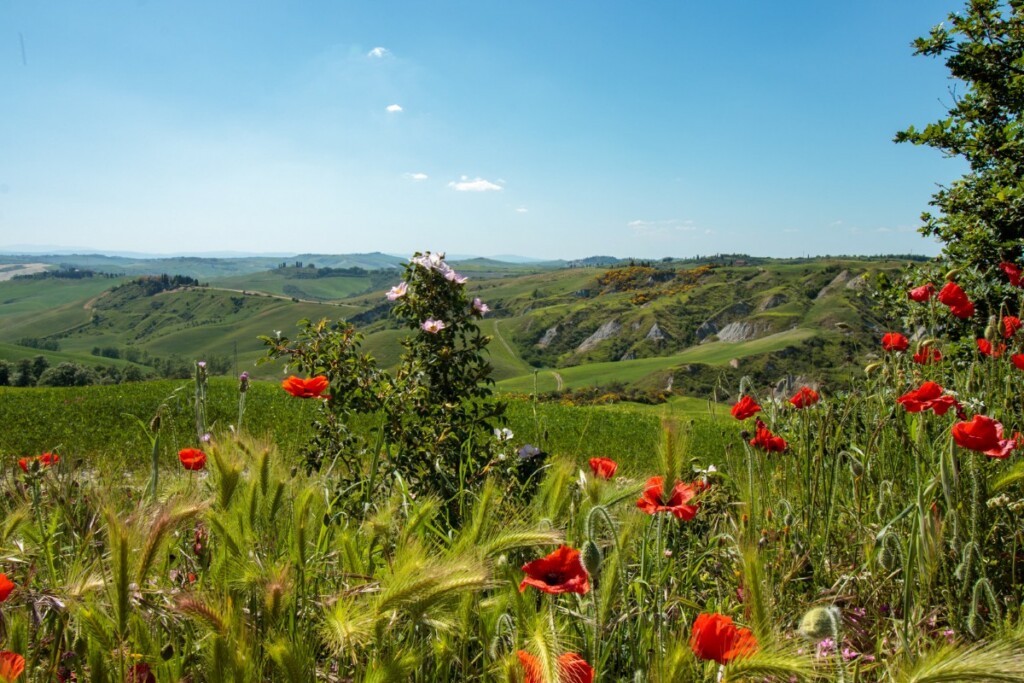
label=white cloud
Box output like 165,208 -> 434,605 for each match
404,172 -> 428,182
448,176 -> 502,192
515,206 -> 528,213
627,219 -> 696,236
367,47 -> 390,58
386,104 -> 403,113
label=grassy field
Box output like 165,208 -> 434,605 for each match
0,379 -> 668,472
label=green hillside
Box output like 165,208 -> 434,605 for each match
0,254 -> 909,398
209,264 -> 394,302
0,251 -> 405,279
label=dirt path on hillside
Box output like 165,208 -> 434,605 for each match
203,286 -> 363,310
552,371 -> 564,391
491,319 -> 517,358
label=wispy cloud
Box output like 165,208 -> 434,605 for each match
448,176 -> 502,192
404,172 -> 428,182
515,206 -> 528,213
367,47 -> 390,58
627,219 -> 696,236
386,104 -> 403,113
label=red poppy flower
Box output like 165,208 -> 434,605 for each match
178,448 -> 207,471
952,415 -> 1016,458
0,574 -> 13,602
937,282 -> 975,318
749,419 -> 788,453
0,652 -> 25,683
897,381 -> 958,416
517,651 -> 543,683
636,475 -> 701,520
788,386 -> 819,409
516,651 -> 594,683
690,613 -> 758,665
977,338 -> 1006,358
730,395 -> 762,420
1002,316 -> 1022,339
17,453 -> 59,472
557,653 -> 594,683
281,375 -> 330,398
881,332 -> 909,352
908,283 -> 936,302
126,663 -> 156,683
1000,261 -> 1024,287
588,457 -> 617,480
519,545 -> 590,594
913,346 -> 942,365
1013,354 -> 1024,370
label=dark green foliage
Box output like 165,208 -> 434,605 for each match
260,318 -> 382,476
37,362 -> 98,387
385,253 -> 506,512
264,252 -> 506,520
895,0 -> 1024,273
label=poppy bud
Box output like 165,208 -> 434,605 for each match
945,268 -> 961,281
879,544 -> 897,572
161,643 -> 174,660
149,414 -> 161,432
844,452 -> 864,477
799,606 -> 839,641
849,457 -> 864,478
581,540 -> 603,577
864,362 -> 882,375
984,315 -> 998,343
784,513 -> 795,527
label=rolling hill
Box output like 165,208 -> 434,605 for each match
0,253 -> 914,400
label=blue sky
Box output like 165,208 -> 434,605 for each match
1,1 -> 967,260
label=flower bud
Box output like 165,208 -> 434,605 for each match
799,606 -> 839,640
984,315 -> 998,343
581,540 -> 603,577
847,455 -> 864,478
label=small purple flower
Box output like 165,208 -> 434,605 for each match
518,444 -> 543,460
197,361 -> 207,369
386,282 -> 408,301
472,297 -> 490,315
238,371 -> 249,392
421,318 -> 447,334
943,628 -> 955,644
200,433 -> 212,443
816,638 -> 836,658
